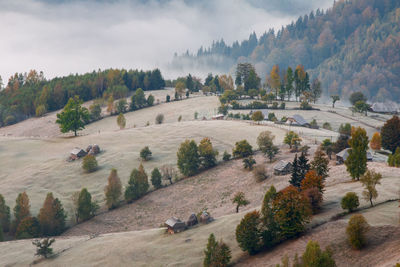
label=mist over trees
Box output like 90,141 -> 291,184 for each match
174,0 -> 400,102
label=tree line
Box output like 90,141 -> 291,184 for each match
0,68 -> 165,126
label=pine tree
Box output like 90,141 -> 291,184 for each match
0,194 -> 11,233
104,169 -> 122,210
151,168 -> 162,189
38,193 -> 67,236
290,154 -> 301,187
298,152 -> 310,180
204,233 -> 218,266
14,192 -> 31,228
345,127 -> 369,180
125,164 -> 149,203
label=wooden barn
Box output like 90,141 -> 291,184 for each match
274,160 -> 293,175
165,217 -> 186,234
336,148 -> 373,164
70,147 -> 87,160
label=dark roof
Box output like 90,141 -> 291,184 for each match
291,114 -> 309,125
337,148 -> 373,161
71,147 -> 86,156
274,160 -> 292,171
165,217 -> 185,228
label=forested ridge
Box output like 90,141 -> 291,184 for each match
173,0 -> 400,102
0,68 -> 165,126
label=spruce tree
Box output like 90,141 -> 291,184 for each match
345,127 -> 369,180
298,152 -> 310,181
290,154 -> 301,187
0,194 -> 11,233
151,168 -> 162,189
104,169 -> 122,210
261,186 -> 279,248
204,233 -> 218,266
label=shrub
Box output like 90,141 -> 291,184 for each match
16,216 -> 40,239
232,140 -> 253,158
222,151 -> 231,161
178,115 -> 182,122
177,140 -> 200,177
251,111 -> 264,122
147,94 -> 155,106
82,155 -> 98,173
140,146 -> 152,161
253,164 -> 268,182
166,95 -> 170,102
236,211 -> 262,255
194,111 -> 199,119
125,164 -> 149,203
38,193 -> 67,236
89,103 -> 102,121
117,113 -> 126,129
104,169 -> 122,210
77,188 -> 98,222
280,102 -> 285,109
310,119 -> 318,128
322,122 -> 332,130
243,156 -> 256,170
155,113 -> 164,124
35,105 -> 47,117
272,102 -> 278,109
346,214 -> 369,249
300,101 -> 312,110
32,238 -> 55,259
151,168 -> 162,189
341,192 -> 359,212
268,112 -> 277,121
302,240 -> 336,267
232,192 -> 249,213
203,233 -> 231,267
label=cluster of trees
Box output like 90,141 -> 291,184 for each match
0,192 -> 68,240
176,138 -> 218,177
177,0 -> 400,102
0,68 -> 165,126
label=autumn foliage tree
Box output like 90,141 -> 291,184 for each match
273,186 -> 312,238
16,216 -> 40,239
13,192 -> 31,232
369,132 -> 381,152
310,148 -> 330,179
232,140 -> 253,158
117,113 -> 126,129
381,115 -> 400,154
346,214 -> 369,250
198,137 -> 218,170
38,193 -> 67,236
104,169 -> 122,210
345,127 -> 369,180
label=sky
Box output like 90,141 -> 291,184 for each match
0,0 -> 333,81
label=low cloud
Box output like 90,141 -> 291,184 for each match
0,0 -> 333,81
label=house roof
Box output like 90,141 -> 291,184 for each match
371,101 -> 399,113
274,160 -> 291,171
165,217 -> 184,227
291,114 -> 309,125
337,148 -> 373,161
212,114 -> 224,118
71,147 -> 85,155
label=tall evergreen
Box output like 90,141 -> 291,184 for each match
125,164 -> 149,203
38,192 -> 67,236
290,154 -> 301,187
0,194 -> 10,233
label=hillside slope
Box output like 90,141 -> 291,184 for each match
173,0 -> 400,101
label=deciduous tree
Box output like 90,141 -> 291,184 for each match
232,192 -> 249,213
177,140 -> 200,176
198,138 -> 218,169
360,169 -> 382,207
56,96 -> 89,136
341,192 -> 359,212
381,115 -> 400,154
38,193 -> 67,236
236,211 -> 262,255
345,127 -> 369,180
346,214 -> 369,249
125,164 -> 149,203
104,169 -> 122,210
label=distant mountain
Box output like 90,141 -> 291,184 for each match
172,0 -> 400,102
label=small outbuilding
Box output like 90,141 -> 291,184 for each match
261,109 -> 269,120
371,101 -> 399,114
286,114 -> 310,127
165,217 -> 186,234
199,211 -> 213,224
274,160 -> 293,175
70,147 -> 87,160
212,114 -> 225,120
186,213 -> 198,227
336,148 -> 373,164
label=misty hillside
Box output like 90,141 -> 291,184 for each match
173,0 -> 400,102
